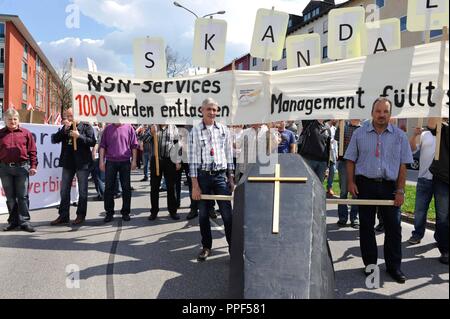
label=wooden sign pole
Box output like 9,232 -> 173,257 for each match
73,120 -> 78,151
153,127 -> 160,176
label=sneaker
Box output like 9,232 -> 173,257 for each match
186,211 -> 199,220
439,253 -> 449,265
351,220 -> 360,229
408,236 -> 421,245
197,248 -> 211,262
336,220 -> 347,227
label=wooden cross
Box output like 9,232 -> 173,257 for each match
248,164 -> 308,234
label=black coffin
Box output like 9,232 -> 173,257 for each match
229,154 -> 335,299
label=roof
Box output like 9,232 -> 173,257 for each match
0,14 -> 61,84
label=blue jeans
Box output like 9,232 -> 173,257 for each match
93,159 -> 105,198
0,163 -> 31,226
337,160 -> 358,223
104,161 -> 132,216
142,152 -> 150,178
304,158 -> 328,183
411,178 -> 434,239
433,178 -> 449,254
59,167 -> 89,218
197,171 -> 233,249
327,161 -> 335,190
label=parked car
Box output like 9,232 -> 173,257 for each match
408,150 -> 420,170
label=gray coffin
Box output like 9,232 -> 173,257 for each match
229,154 -> 335,299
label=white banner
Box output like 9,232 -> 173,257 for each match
71,42 -> 449,125
0,124 -> 79,215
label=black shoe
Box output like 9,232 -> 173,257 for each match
337,220 -> 347,227
159,187 -> 167,192
387,269 -> 406,284
148,214 -> 157,221
3,224 -> 19,231
408,236 -> 421,245
186,211 -> 199,220
20,224 -> 36,233
122,215 -> 131,222
94,195 -> 103,201
140,177 -> 148,182
104,215 -> 114,223
351,220 -> 360,229
197,248 -> 211,262
209,211 -> 217,219
375,223 -> 384,232
170,213 -> 180,220
114,193 -> 122,199
439,253 -> 449,265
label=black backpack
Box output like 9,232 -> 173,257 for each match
298,121 -> 331,162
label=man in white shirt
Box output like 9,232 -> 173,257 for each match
407,126 -> 436,245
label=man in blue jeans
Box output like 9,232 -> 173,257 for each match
190,98 -> 235,262
51,108 -> 96,226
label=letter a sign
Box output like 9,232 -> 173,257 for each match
251,8 -> 289,61
362,19 -> 401,56
407,0 -> 449,31
328,7 -> 365,60
193,18 -> 227,69
133,37 -> 167,79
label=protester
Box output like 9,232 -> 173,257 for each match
189,98 -> 234,261
345,98 -> 413,284
276,121 -> 296,154
0,108 -> 37,233
50,108 -> 96,226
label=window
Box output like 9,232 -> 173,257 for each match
272,66 -> 278,71
22,82 -> 27,101
0,73 -> 3,90
21,103 -> 27,110
304,12 -> 311,21
0,48 -> 4,64
308,28 -> 314,34
323,46 -> 328,59
288,19 -> 293,28
252,57 -> 257,67
400,16 -> 407,32
376,0 -> 385,8
282,48 -> 286,59
312,8 -> 320,17
323,20 -> 328,34
431,29 -> 443,38
22,62 -> 28,80
0,23 -> 4,42
23,43 -> 28,60
36,56 -> 41,72
238,62 -> 244,70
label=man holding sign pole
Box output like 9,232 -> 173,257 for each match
345,98 -> 413,284
189,98 -> 234,262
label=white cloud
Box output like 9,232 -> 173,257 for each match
39,37 -> 130,74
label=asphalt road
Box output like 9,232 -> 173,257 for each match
0,172 -> 447,299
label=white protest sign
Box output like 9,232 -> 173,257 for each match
133,37 -> 167,79
250,8 -> 289,61
328,7 -> 366,60
192,18 -> 227,70
286,34 -> 321,69
363,18 -> 401,56
0,124 -> 79,215
407,0 -> 449,32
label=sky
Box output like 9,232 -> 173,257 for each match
0,0 -> 345,75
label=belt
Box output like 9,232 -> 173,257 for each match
358,176 -> 392,183
199,169 -> 226,176
0,161 -> 30,167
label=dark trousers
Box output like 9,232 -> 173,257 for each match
181,163 -> 199,213
356,176 -> 402,271
59,167 -> 89,219
0,163 -> 31,226
433,177 -> 449,254
197,171 -> 232,249
150,158 -> 177,215
104,161 -> 131,216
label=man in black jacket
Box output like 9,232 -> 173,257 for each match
50,108 -> 96,225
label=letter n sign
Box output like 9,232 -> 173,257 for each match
285,34 -> 321,69
250,8 -> 289,61
192,18 -> 227,69
407,0 -> 449,31
133,37 -> 167,79
328,7 -> 365,60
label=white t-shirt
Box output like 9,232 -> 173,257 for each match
416,131 -> 436,180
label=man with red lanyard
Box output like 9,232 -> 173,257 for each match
0,108 -> 37,232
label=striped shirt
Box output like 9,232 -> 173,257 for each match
344,122 -> 413,181
189,121 -> 234,177
156,125 -> 179,159
336,122 -> 361,160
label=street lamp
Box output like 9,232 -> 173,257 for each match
173,1 -> 225,19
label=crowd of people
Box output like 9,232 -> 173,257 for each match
0,97 -> 448,283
